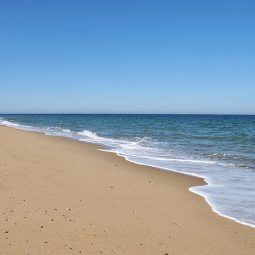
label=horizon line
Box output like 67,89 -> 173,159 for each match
0,113 -> 255,116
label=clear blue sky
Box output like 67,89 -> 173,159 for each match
0,0 -> 254,114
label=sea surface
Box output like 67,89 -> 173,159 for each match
0,114 -> 254,227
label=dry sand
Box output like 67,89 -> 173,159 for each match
0,126 -> 254,254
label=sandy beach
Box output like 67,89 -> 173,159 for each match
0,125 -> 254,255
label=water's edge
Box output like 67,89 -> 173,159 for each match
0,121 -> 254,229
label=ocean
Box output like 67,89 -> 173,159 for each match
0,114 -> 254,227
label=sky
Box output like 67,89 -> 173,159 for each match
0,0 -> 254,114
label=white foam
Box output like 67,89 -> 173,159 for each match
78,130 -> 101,139
0,119 -> 35,131
0,120 -> 21,128
123,154 -> 220,165
62,129 -> 71,133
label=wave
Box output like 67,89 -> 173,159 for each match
121,154 -> 224,165
62,128 -> 71,133
78,130 -> 101,139
0,120 -> 22,128
0,119 -> 36,131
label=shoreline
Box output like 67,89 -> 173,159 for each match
0,125 -> 254,254
1,120 -> 254,228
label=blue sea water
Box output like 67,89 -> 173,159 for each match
0,114 -> 254,227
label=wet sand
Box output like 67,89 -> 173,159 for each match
0,125 -> 254,254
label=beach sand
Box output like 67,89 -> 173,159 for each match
0,126 -> 254,254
